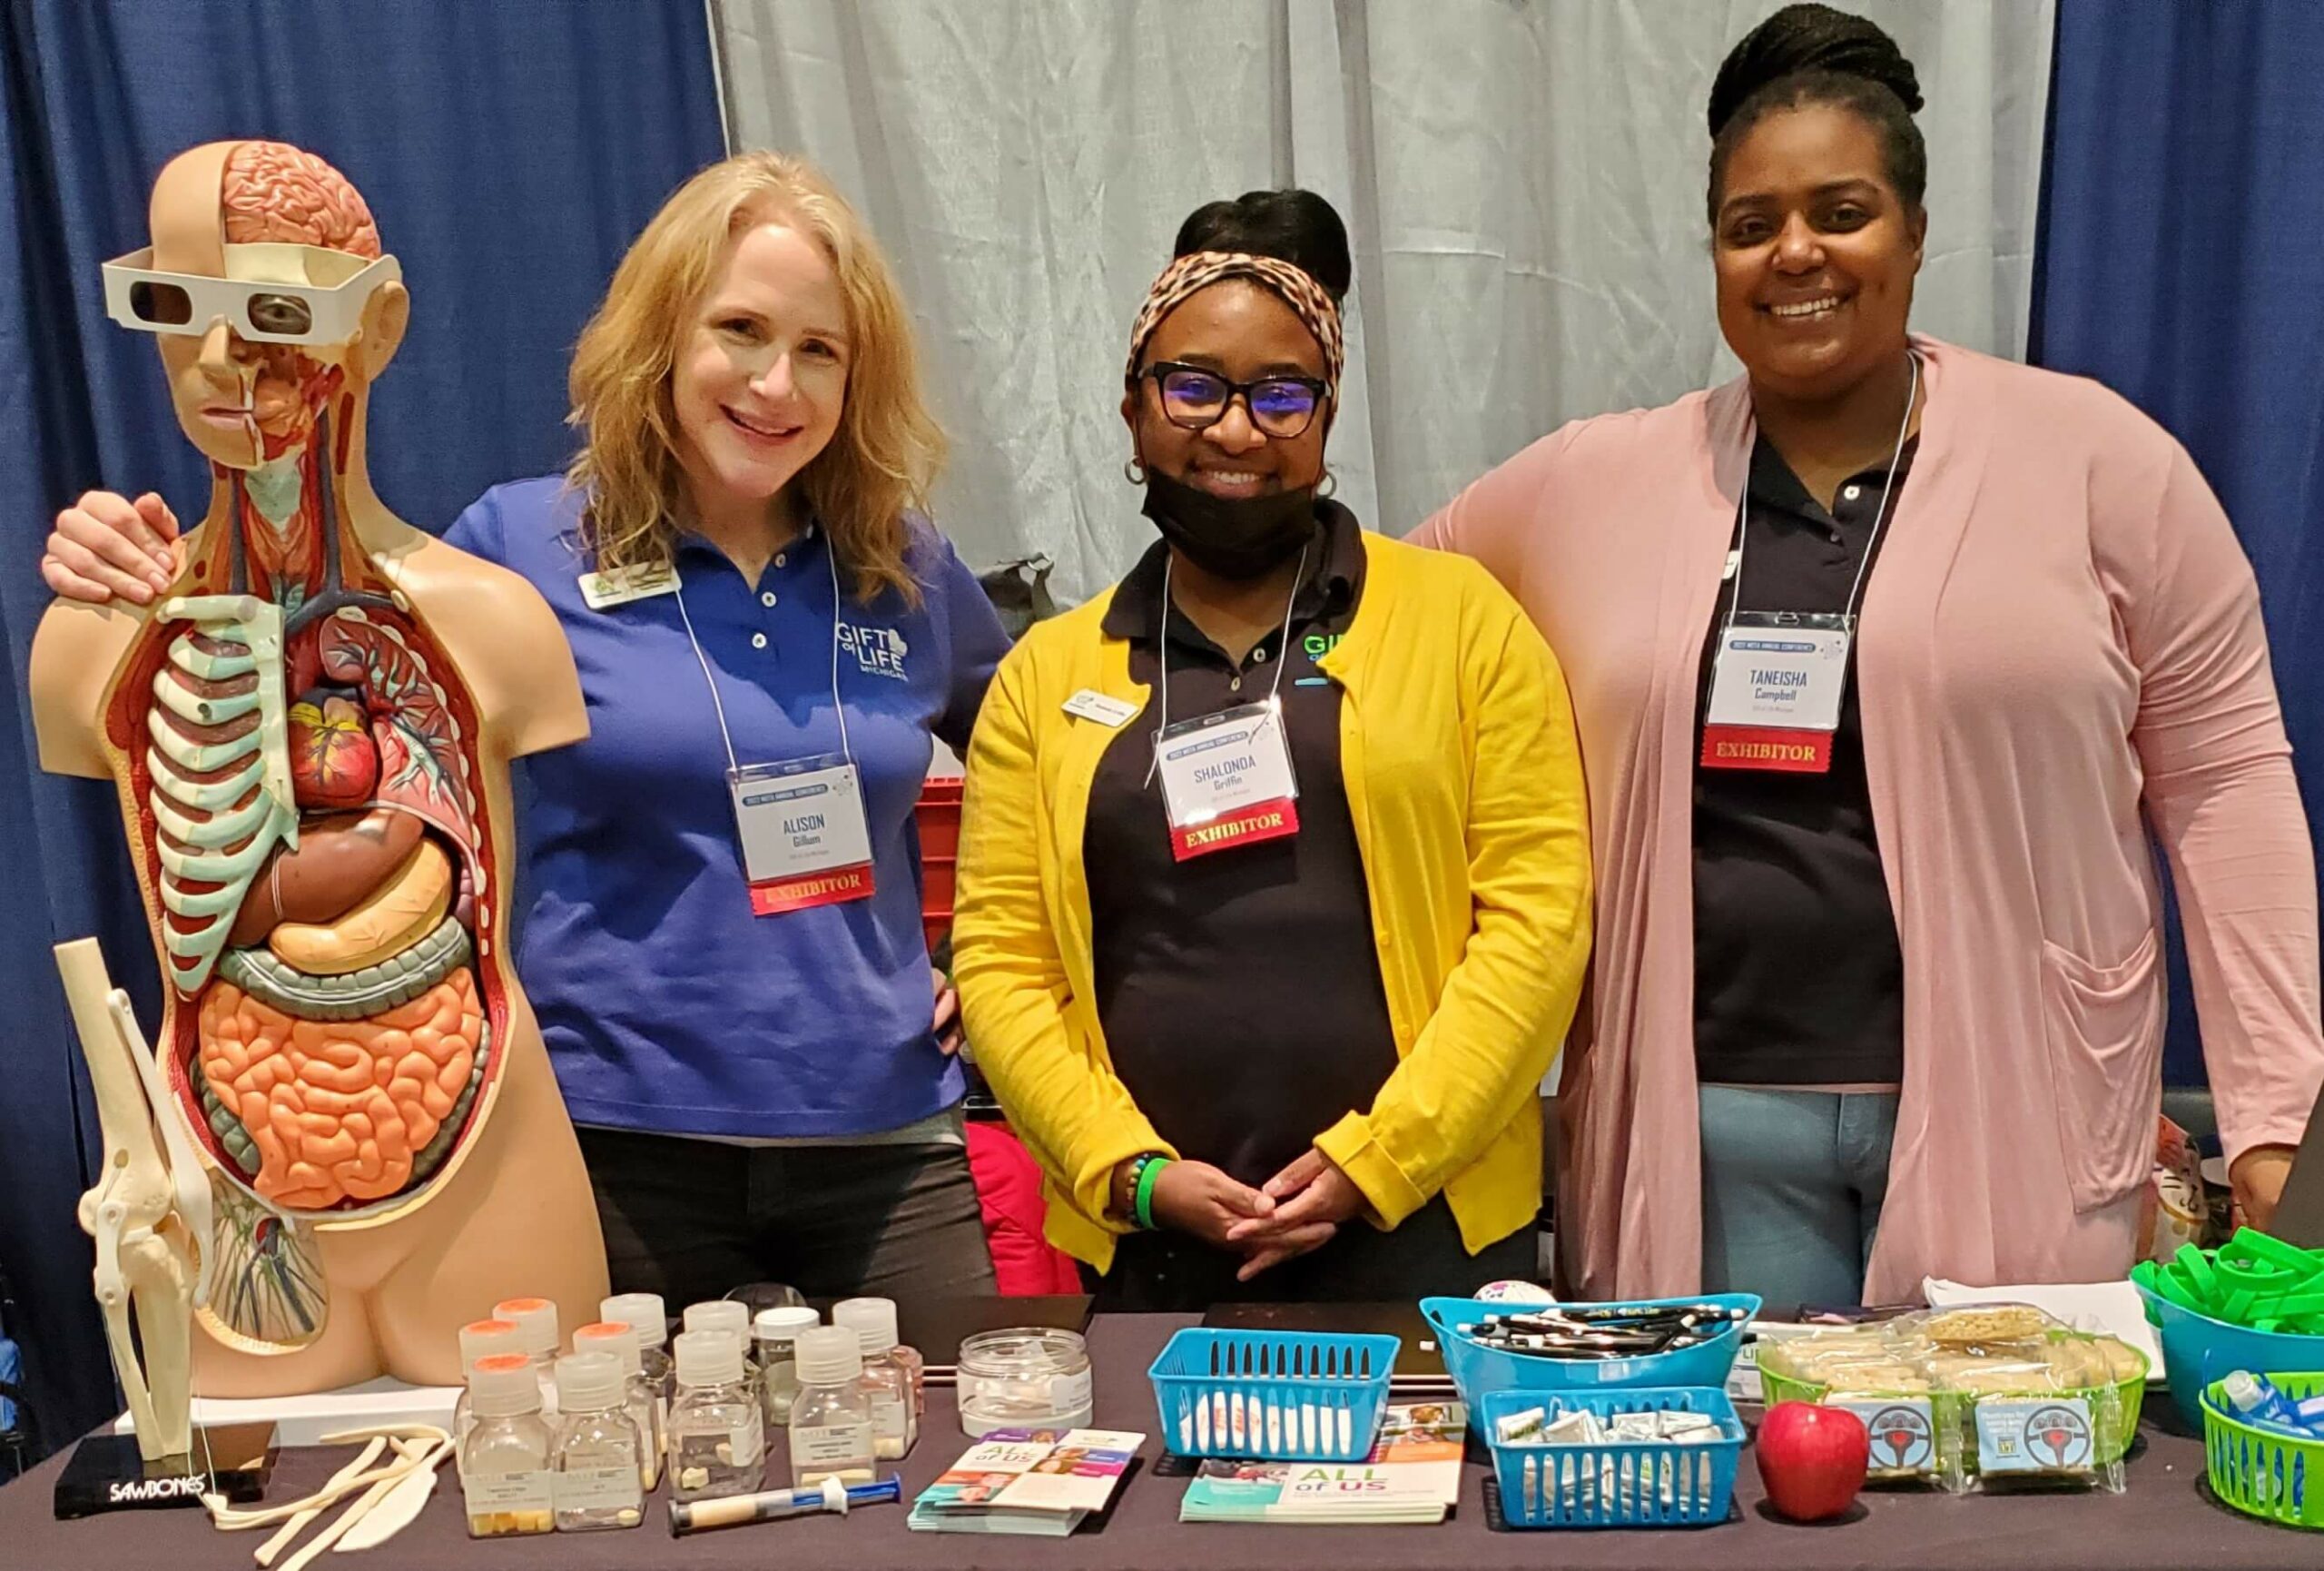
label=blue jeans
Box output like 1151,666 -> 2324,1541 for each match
1698,1085 -> 1899,1312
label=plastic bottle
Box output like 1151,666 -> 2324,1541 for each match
551,1352 -> 645,1532
684,1300 -> 760,1397
788,1325 -> 877,1488
493,1297 -> 562,1421
832,1298 -> 918,1458
574,1320 -> 665,1491
2222,1370 -> 2318,1436
755,1306 -> 821,1428
450,1319 -> 524,1444
458,1353 -> 555,1538
667,1329 -> 766,1501
602,1291 -> 673,1393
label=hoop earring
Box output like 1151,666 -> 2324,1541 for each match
1316,468 -> 1337,499
1124,457 -> 1147,485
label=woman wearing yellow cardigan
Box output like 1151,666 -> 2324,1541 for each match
955,193 -> 1591,1309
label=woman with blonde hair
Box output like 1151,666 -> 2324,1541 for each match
43,151 -> 1010,1300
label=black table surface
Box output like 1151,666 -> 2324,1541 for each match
2,1311 -> 2316,1570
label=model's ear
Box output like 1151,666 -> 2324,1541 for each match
347,281 -> 409,384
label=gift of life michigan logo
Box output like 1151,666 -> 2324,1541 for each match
840,620 -> 910,680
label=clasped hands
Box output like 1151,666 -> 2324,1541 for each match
1123,1149 -> 1367,1281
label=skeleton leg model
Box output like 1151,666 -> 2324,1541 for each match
57,937 -> 218,1463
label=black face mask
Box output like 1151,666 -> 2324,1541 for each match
1140,466 -> 1319,581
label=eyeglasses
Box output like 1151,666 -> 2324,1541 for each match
1139,361 -> 1329,440
102,243 -> 402,346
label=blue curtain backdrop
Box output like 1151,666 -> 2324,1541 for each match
0,0 -> 724,1455
2029,0 -> 2324,1095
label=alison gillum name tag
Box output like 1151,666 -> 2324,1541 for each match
728,755 -> 877,915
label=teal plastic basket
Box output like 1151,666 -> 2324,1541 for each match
1478,1387 -> 1745,1529
2139,1278 -> 2324,1429
1423,1295 -> 1760,1414
1148,1327 -> 1396,1461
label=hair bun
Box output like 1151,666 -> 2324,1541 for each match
1708,3 -> 1924,139
1173,188 -> 1354,301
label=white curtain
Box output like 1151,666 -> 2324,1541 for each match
714,0 -> 2053,601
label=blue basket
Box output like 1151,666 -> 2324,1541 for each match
1478,1387 -> 1745,1528
1148,1328 -> 1396,1461
1422,1295 -> 1760,1414
2138,1279 -> 2324,1430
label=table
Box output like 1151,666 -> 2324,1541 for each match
2,1312 -> 2314,1570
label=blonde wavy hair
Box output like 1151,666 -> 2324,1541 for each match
566,152 -> 943,603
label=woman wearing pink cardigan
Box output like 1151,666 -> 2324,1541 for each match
1416,6 -> 2324,1307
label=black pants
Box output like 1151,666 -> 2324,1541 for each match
576,1127 -> 997,1304
1093,1198 -> 1538,1312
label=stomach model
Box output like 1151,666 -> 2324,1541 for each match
103,488 -> 503,1230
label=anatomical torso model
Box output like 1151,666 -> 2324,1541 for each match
32,141 -> 607,1398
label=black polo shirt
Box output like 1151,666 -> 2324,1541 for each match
1084,501 -> 1401,1190
1692,435 -> 1915,1086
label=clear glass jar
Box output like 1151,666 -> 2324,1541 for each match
667,1329 -> 766,1502
957,1329 -> 1094,1438
754,1306 -> 820,1428
458,1354 -> 554,1537
789,1326 -> 878,1487
550,1353 -> 645,1532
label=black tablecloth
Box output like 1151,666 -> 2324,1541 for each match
2,1311 -> 2314,1570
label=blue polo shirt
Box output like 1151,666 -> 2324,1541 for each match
445,477 -> 1009,1138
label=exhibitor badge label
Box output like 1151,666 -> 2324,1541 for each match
1154,701 -> 1300,861
729,756 -> 876,914
1700,613 -> 1853,774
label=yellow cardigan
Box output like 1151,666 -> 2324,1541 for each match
953,530 -> 1592,1270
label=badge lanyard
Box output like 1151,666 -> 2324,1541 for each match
675,537 -> 878,914
1700,351 -> 1919,775
1143,544 -> 1308,860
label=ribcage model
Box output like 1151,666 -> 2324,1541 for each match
146,596 -> 300,995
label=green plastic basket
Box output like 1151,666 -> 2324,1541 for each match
1758,1330 -> 2147,1471
2201,1370 -> 2324,1530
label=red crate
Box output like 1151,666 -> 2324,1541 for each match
917,777 -> 963,860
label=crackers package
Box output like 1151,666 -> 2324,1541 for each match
1758,1303 -> 2139,1496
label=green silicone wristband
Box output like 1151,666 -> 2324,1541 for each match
1134,1155 -> 1172,1231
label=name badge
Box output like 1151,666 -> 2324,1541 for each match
728,756 -> 876,915
1063,688 -> 1139,728
1700,611 -> 1853,774
1154,700 -> 1299,861
578,563 -> 680,610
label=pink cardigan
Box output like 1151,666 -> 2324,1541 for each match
1416,338 -> 2324,1302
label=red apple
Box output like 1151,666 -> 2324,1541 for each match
1756,1401 -> 1868,1522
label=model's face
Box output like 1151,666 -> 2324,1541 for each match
148,241 -> 353,469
